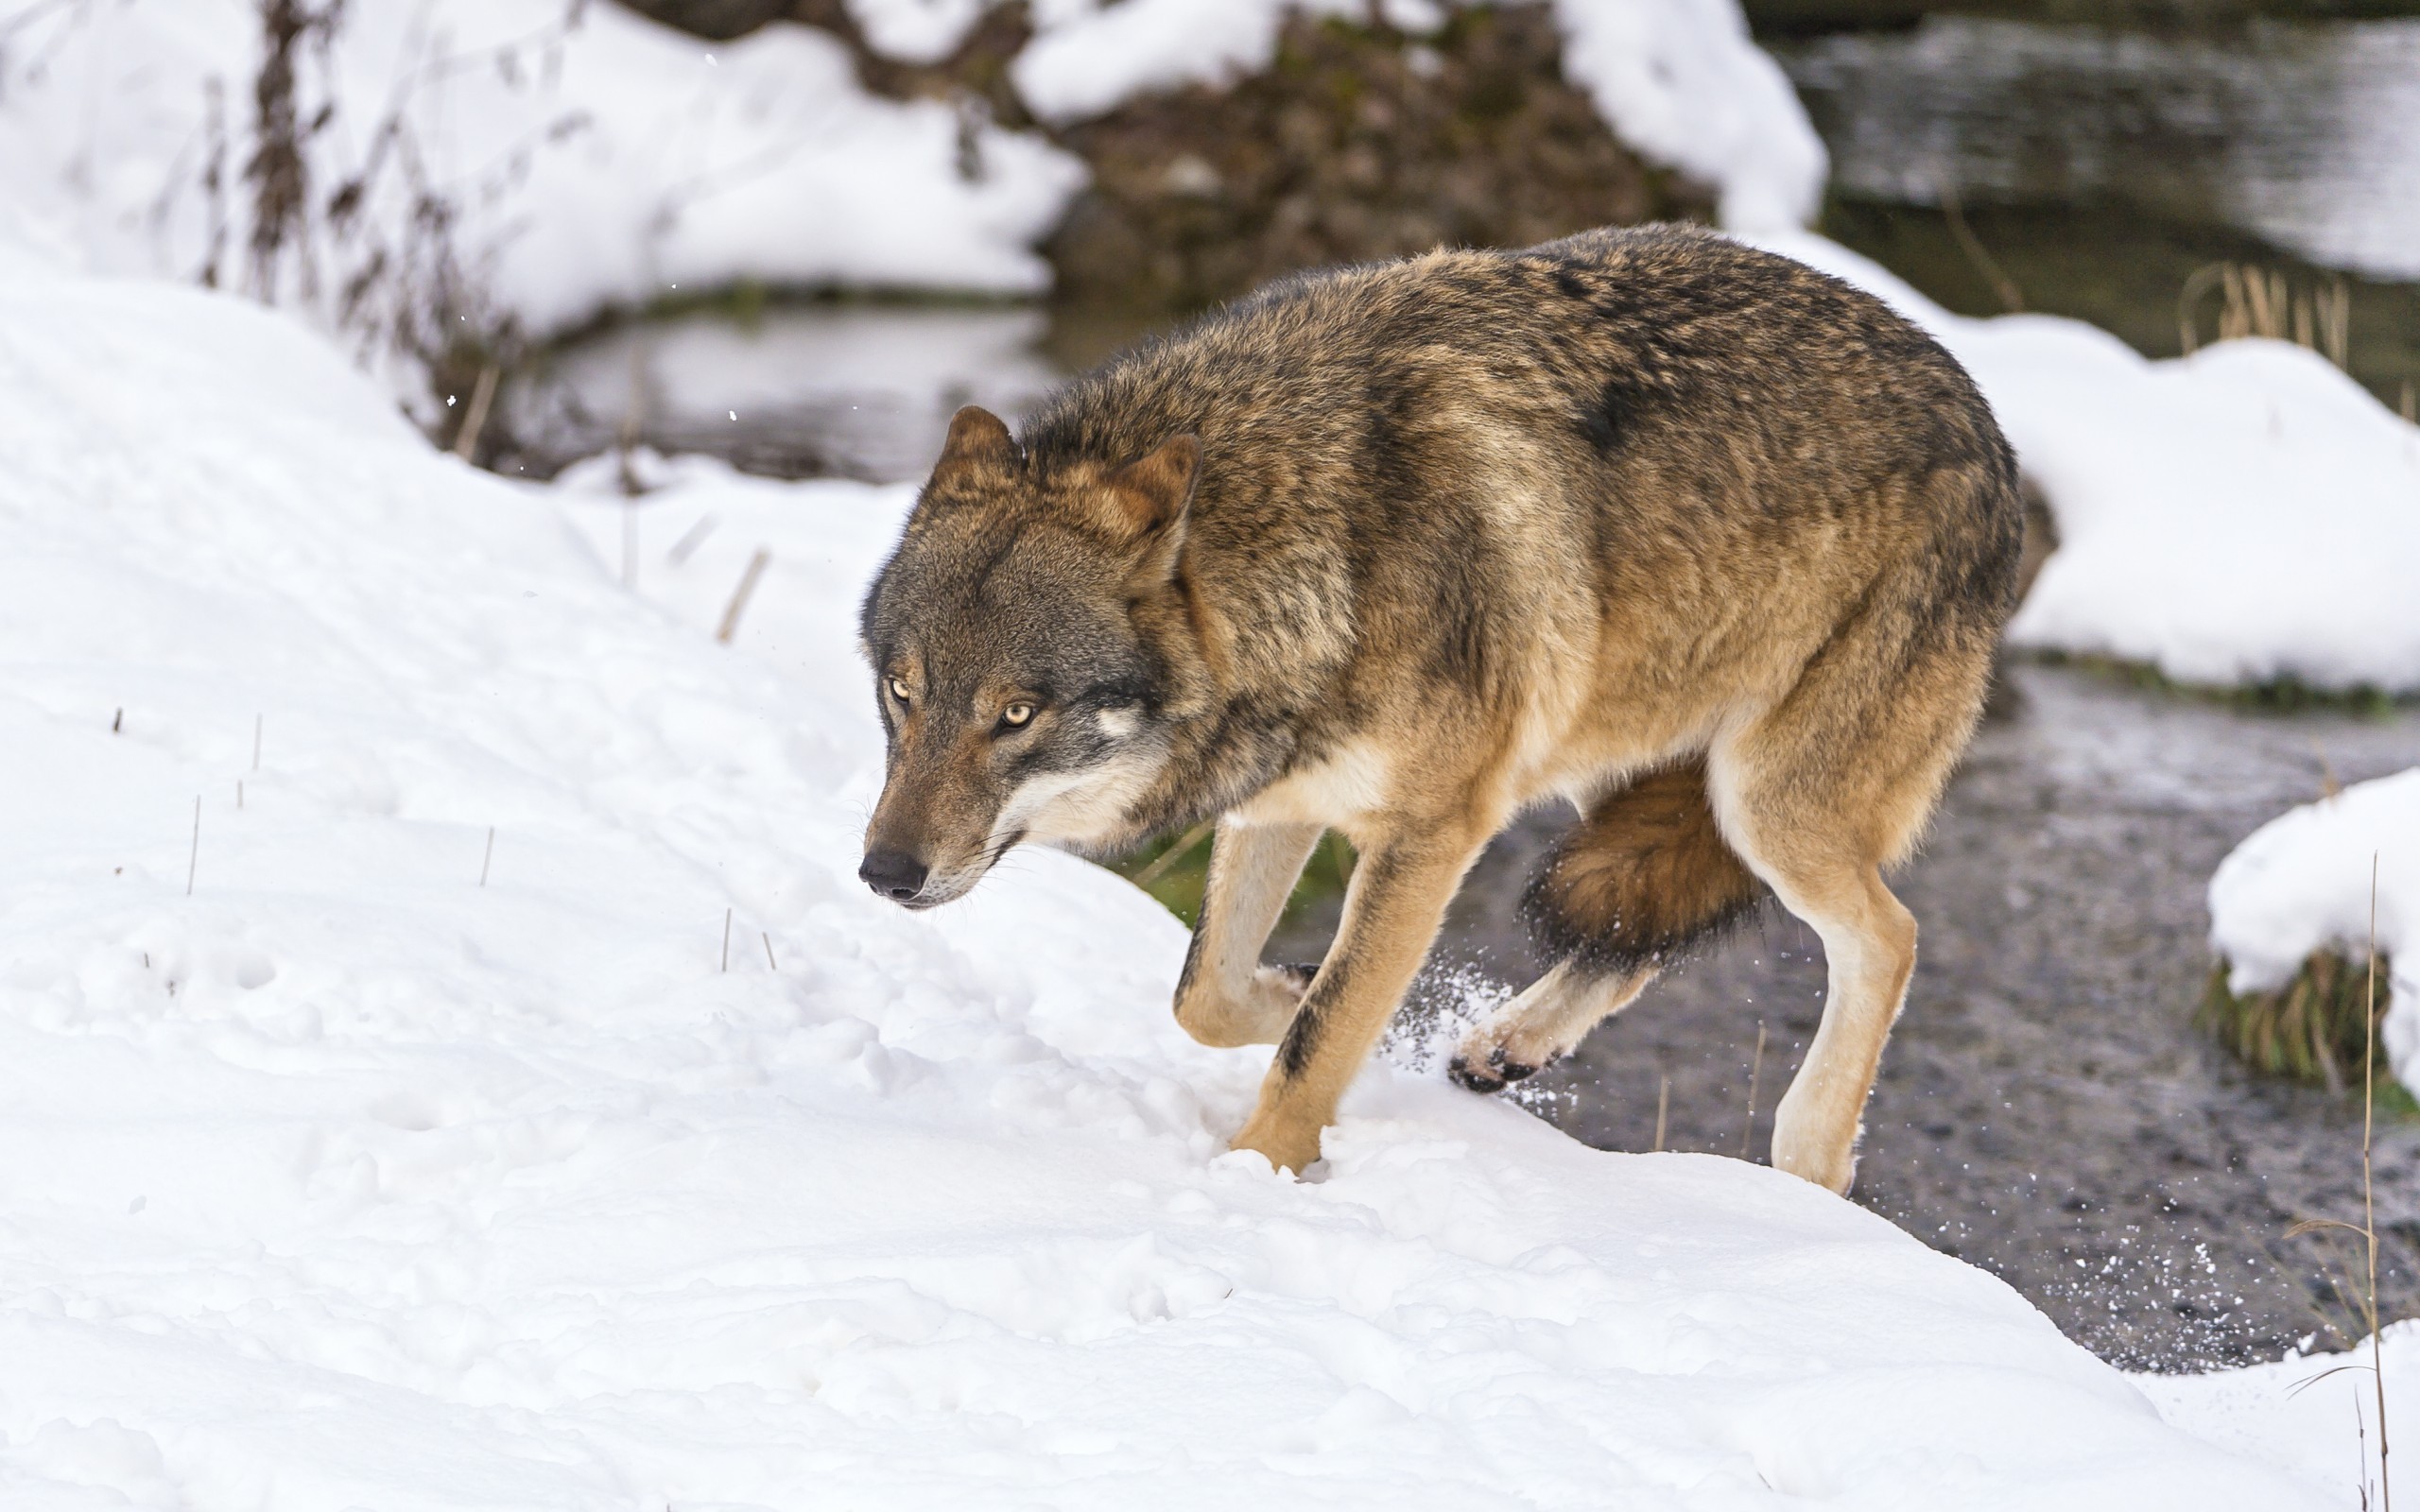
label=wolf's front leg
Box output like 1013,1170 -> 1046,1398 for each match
1231,833 -> 1481,1173
1171,820 -> 1323,1048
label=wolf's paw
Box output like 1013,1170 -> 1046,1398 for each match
1447,1008 -> 1579,1094
1446,1044 -> 1543,1094
1229,1106 -> 1323,1176
1770,1099 -> 1858,1194
1175,964 -> 1319,1049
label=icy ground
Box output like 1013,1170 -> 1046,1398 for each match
2211,768 -> 2419,1083
0,260 -> 2391,1507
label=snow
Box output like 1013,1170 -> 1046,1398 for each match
2143,1322 -> 2420,1503
1010,0 -> 1826,233
0,0 -> 1083,343
844,0 -> 995,62
1550,0 -> 1826,232
1754,232 -> 2420,695
1010,0 -> 1375,123
2208,767 -> 2419,1077
0,246 -> 2358,1506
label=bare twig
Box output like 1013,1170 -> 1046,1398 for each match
451,361 -> 499,460
1132,819 -> 1215,889
716,548 -> 771,644
185,795 -> 200,896
762,931 -> 777,971
615,343 -> 647,499
2369,851 -> 2391,1510
480,826 -> 494,886
1653,1074 -> 1670,1154
666,513 -> 717,567
1937,175 -> 2022,315
1741,1021 -> 1768,1160
252,713 -> 262,770
720,906 -> 732,973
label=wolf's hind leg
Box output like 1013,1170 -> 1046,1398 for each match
1709,594 -> 1995,1194
1172,820 -> 1322,1048
1448,760 -> 1760,1094
1447,961 -> 1657,1092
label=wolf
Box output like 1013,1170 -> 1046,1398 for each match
856,225 -> 2021,1192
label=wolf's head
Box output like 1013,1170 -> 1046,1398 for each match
856,406 -> 1200,908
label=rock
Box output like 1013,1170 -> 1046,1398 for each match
1043,8 -> 1716,313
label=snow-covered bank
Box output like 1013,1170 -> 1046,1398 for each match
1757,232 -> 2420,695
1,0 -> 1825,361
2143,1323 -> 2420,1503
0,257 -> 2347,1504
1009,0 -> 1824,232
2209,768 -> 2418,1076
0,0 -> 1080,342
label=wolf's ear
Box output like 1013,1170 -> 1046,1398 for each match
930,404 -> 1016,485
1101,435 -> 1201,540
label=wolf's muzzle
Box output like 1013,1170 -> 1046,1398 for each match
858,849 -> 928,903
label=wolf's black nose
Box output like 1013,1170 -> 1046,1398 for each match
858,850 -> 928,902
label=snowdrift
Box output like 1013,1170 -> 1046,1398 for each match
1758,232 -> 2420,696
2209,768 -> 2419,1079
0,258 -> 2347,1507
3,0 -> 1825,360
0,0 -> 1082,339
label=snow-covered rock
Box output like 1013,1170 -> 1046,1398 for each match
1009,0 -> 1825,232
1757,232 -> 2420,695
0,252 -> 2349,1506
2209,768 -> 2419,1079
0,0 -> 1083,342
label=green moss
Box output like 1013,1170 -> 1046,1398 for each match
1108,827 -> 1356,928
2202,951 -> 2394,1093
2024,649 -> 2405,716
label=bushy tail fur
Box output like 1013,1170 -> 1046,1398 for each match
1522,758 -> 1764,976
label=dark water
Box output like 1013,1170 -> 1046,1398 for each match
1774,15 -> 2420,407
505,303 -> 1063,482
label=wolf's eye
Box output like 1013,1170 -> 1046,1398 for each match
887,677 -> 912,704
1001,701 -> 1035,728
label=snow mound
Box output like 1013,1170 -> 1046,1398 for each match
845,0 -> 997,62
2209,768 -> 2419,1077
0,0 -> 1082,338
1550,0 -> 1826,231
1757,232 -> 2420,694
1010,0 -> 1825,232
0,259 -> 2342,1504
2143,1321 -> 2420,1504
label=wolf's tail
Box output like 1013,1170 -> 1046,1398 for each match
1521,758 -> 1766,976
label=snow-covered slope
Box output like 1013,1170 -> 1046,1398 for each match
0,255 -> 2348,1505
2209,768 -> 2418,1076
1757,232 -> 2420,695
0,0 -> 1081,340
